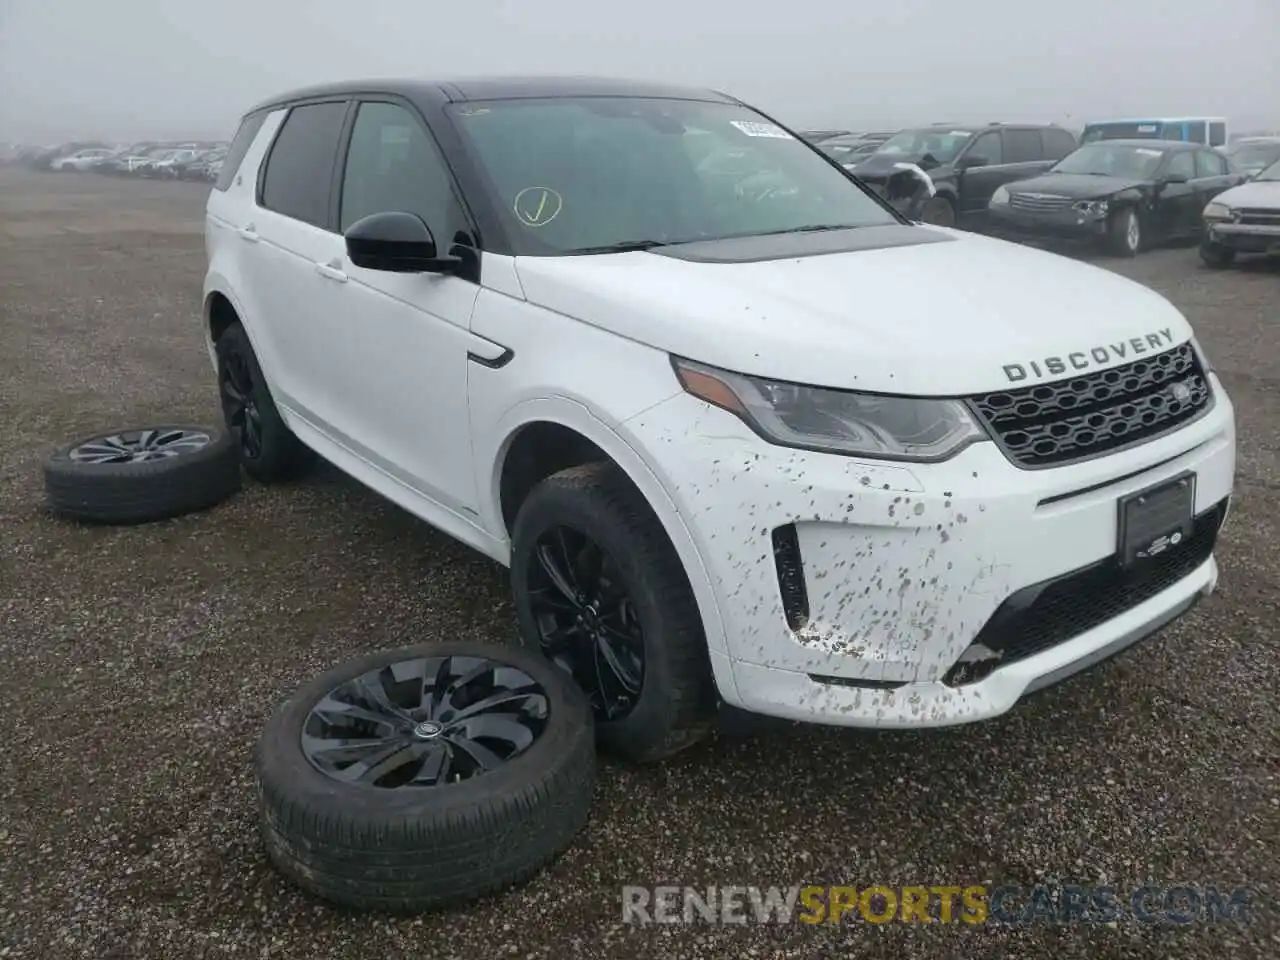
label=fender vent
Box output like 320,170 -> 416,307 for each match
772,524 -> 810,631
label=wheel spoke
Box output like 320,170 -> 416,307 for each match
309,693 -> 408,733
536,540 -> 580,604
597,627 -> 643,695
449,687 -> 547,723
445,727 -> 514,769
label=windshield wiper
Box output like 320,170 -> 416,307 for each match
568,239 -> 671,254
746,224 -> 862,238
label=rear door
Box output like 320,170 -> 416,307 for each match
1193,148 -> 1238,216
242,99 -> 352,429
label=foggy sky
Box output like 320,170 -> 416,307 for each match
2,0 -> 1276,143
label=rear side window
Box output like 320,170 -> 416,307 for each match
1209,122 -> 1226,147
1003,128 -> 1044,163
1195,150 -> 1226,177
259,101 -> 350,228
1043,128 -> 1077,160
214,110 -> 269,192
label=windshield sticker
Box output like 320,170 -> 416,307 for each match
1137,124 -> 1158,133
729,120 -> 793,139
513,186 -> 563,227
949,130 -> 970,137
1134,148 -> 1163,157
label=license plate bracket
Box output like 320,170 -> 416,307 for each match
1117,472 -> 1196,568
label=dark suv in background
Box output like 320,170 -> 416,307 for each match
848,122 -> 1078,227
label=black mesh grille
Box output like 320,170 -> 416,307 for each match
944,497 -> 1226,686
970,342 -> 1212,469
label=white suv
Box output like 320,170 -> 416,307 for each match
203,77 -> 1236,762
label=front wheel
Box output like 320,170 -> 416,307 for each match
918,197 -> 956,227
1199,237 -> 1236,268
1106,208 -> 1142,257
510,462 -> 717,763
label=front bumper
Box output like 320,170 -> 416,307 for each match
1206,220 -> 1280,254
624,375 -> 1235,727
987,204 -> 1109,242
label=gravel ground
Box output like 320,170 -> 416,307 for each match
0,167 -> 1276,960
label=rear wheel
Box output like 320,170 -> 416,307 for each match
214,321 -> 314,482
1199,238 -> 1236,268
510,463 -> 717,763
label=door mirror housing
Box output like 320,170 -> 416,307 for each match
957,154 -> 990,170
344,212 -> 462,274
1161,171 -> 1190,185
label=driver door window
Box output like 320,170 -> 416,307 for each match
339,101 -> 466,243
1166,151 -> 1196,180
966,131 -> 1003,166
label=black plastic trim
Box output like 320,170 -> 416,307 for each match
467,347 -> 514,369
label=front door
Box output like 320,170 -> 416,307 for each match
316,98 -> 483,515
1150,150 -> 1199,240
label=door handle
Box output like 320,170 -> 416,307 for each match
314,260 -> 348,283
237,224 -> 258,243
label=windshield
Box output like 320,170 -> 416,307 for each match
872,129 -> 973,164
1229,143 -> 1280,173
448,97 -> 898,255
1255,158 -> 1280,182
1051,143 -> 1166,179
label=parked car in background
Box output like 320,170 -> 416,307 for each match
814,131 -> 894,167
1081,117 -> 1228,148
143,148 -> 202,178
50,147 -> 115,171
987,140 -> 1244,256
849,122 -> 1078,227
1219,137 -> 1280,178
1200,157 -> 1280,267
177,148 -> 228,180
797,129 -> 853,144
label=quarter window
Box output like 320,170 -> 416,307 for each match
339,101 -> 466,240
259,101 -> 350,227
215,109 -> 269,192
1043,128 -> 1077,161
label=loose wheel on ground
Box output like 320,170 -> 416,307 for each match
43,425 -> 241,524
510,462 -> 718,764
256,641 -> 595,914
215,320 -> 314,482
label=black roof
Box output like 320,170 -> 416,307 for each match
248,76 -> 737,114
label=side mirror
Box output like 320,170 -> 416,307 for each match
344,211 -> 462,274
958,154 -> 990,170
1161,171 -> 1190,185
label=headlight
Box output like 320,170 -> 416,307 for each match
1190,336 -> 1215,373
1072,199 -> 1109,216
672,357 -> 988,461
1203,201 -> 1233,221
990,186 -> 1009,205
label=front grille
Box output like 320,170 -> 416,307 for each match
969,342 -> 1212,469
1009,193 -> 1074,212
1238,208 -> 1280,226
944,497 -> 1226,685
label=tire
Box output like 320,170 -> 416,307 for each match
1107,208 -> 1142,257
919,196 -> 956,227
43,425 -> 241,524
215,320 -> 314,482
256,641 -> 595,914
1200,238 -> 1236,268
510,462 -> 717,764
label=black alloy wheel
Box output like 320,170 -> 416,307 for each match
300,654 -> 550,788
218,343 -> 263,462
525,525 -> 645,722
67,428 -> 213,465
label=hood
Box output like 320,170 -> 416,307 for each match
1006,172 -> 1149,199
1212,178 -> 1280,209
511,228 -> 1191,396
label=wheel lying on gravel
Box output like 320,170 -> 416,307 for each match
510,462 -> 718,764
43,425 -> 241,524
215,320 -> 314,482
256,641 -> 595,914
